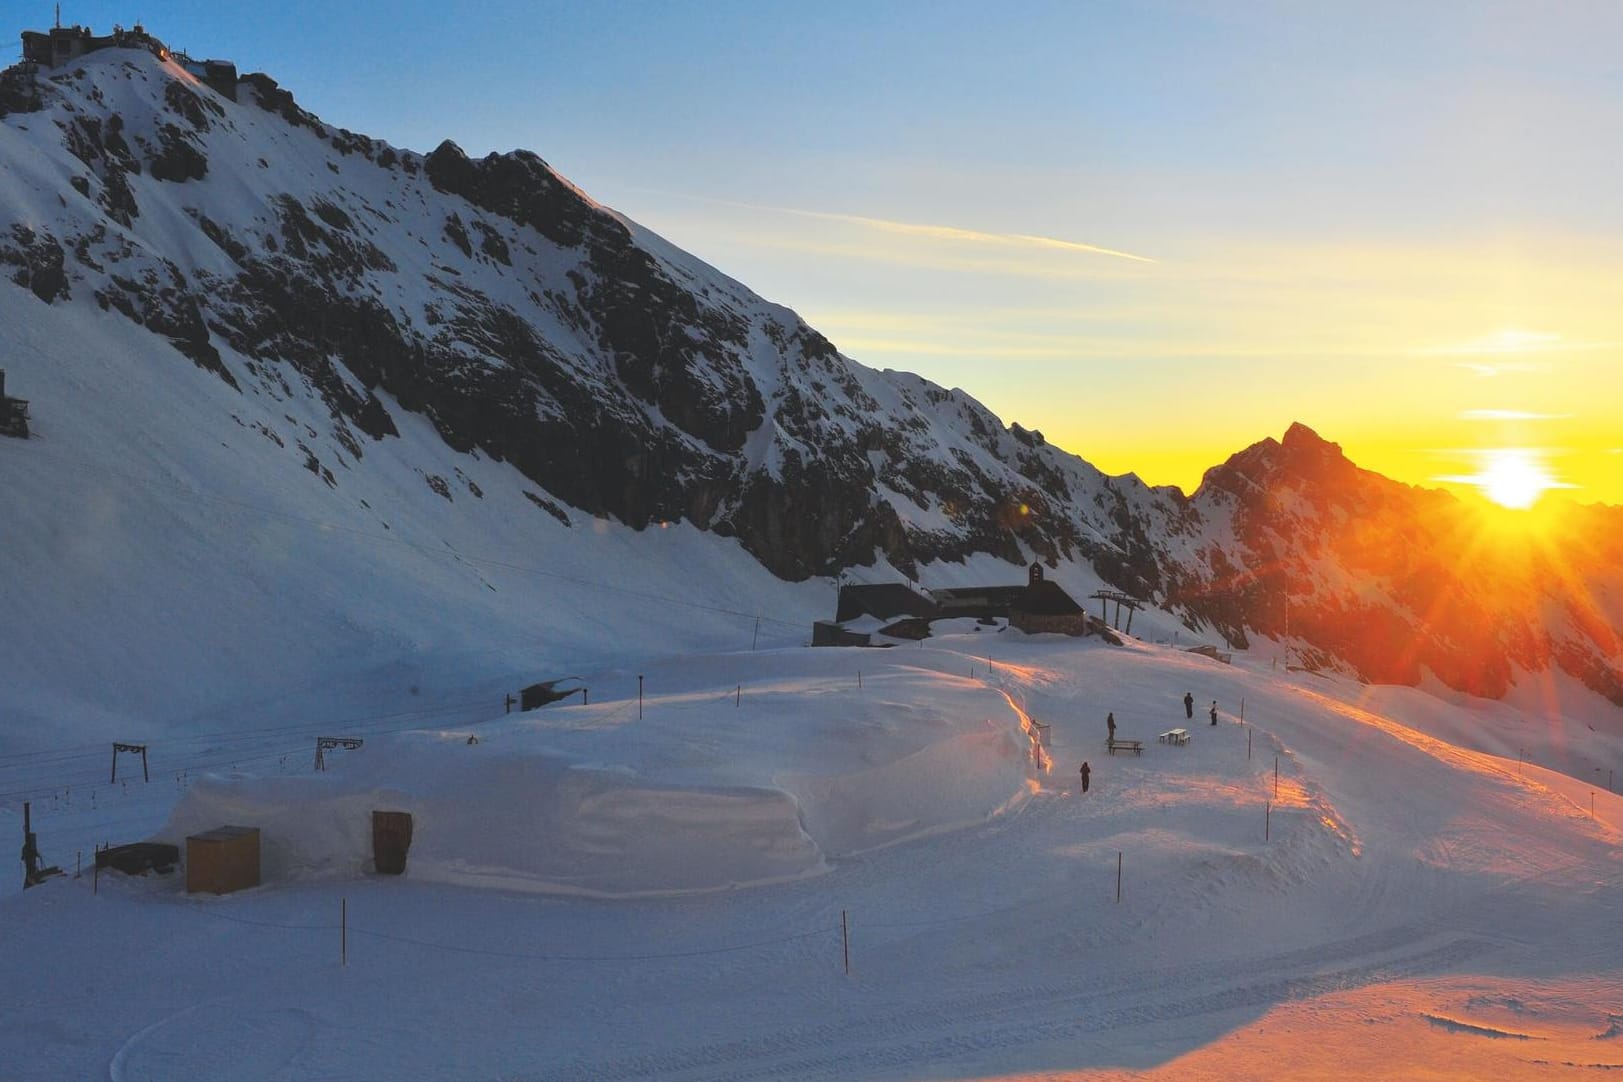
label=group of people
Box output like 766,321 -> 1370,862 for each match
1079,691 -> 1223,794
1183,691 -> 1219,726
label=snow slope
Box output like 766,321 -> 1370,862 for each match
2,629 -> 1619,1080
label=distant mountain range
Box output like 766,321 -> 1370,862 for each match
2,35 -> 1619,717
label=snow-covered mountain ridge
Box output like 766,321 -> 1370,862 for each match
1,41 -> 1619,721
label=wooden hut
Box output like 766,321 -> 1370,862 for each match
186,825 -> 260,894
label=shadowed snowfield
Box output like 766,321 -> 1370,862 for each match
3,629 -> 1619,1080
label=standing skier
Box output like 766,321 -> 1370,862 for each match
1080,761 -> 1091,793
1183,691 -> 1194,719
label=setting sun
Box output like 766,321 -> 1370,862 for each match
1469,449 -> 1562,510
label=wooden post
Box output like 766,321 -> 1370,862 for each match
638,675 -> 644,720
342,897 -> 347,967
1240,698 -> 1246,724
141,746 -> 149,783
1125,605 -> 1135,636
858,670 -> 863,690
1116,851 -> 1123,903
76,850 -> 81,878
1248,729 -> 1253,760
110,745 -> 118,784
1099,598 -> 1108,628
504,694 -> 515,715
583,688 -> 589,705
736,684 -> 741,707
1274,756 -> 1279,798
752,618 -> 760,651
842,910 -> 850,976
1266,801 -> 1271,841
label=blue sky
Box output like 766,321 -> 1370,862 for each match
23,1 -> 1623,501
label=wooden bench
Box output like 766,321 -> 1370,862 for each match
1158,728 -> 1190,746
1107,738 -> 1143,756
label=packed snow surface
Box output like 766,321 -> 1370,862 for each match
3,628 -> 1620,1080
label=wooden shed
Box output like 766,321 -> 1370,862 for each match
186,825 -> 260,895
371,810 -> 413,875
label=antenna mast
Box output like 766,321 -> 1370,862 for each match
55,4 -> 61,29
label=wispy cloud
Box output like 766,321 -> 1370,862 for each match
1431,329 -> 1565,357
1453,361 -> 1547,376
1458,409 -> 1572,422
801,209 -> 1157,263
620,186 -> 1156,264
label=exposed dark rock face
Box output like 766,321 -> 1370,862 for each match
0,65 -> 44,117
2,225 -> 70,303
149,122 -> 209,182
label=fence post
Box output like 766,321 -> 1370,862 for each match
1274,756 -> 1279,798
1116,851 -> 1122,903
736,684 -> 741,707
1248,729 -> 1252,760
342,897 -> 347,967
1265,801 -> 1271,841
638,675 -> 644,720
842,910 -> 850,976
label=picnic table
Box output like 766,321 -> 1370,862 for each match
1158,728 -> 1190,746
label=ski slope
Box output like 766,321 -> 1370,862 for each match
2,627 -> 1619,1080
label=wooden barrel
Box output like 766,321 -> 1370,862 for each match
371,810 -> 413,875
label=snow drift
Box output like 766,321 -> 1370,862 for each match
155,658 -> 1039,896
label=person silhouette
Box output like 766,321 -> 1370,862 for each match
1210,701 -> 1219,726
1080,761 -> 1091,793
1183,692 -> 1194,719
1107,712 -> 1117,742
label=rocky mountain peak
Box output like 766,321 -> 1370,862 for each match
2,36 -> 1620,711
